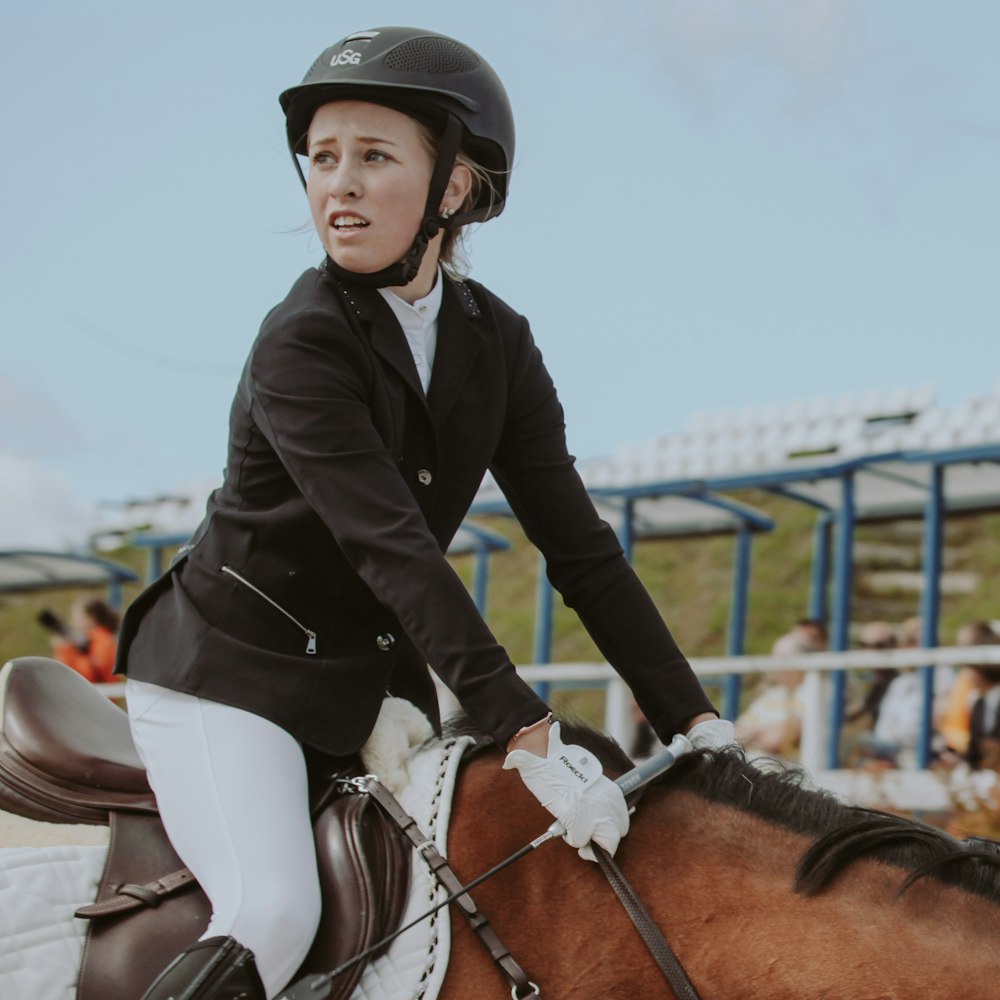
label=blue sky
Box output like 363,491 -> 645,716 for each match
2,0 -> 997,548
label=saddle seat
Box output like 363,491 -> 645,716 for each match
0,657 -> 155,824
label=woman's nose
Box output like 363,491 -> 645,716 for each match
325,160 -> 361,199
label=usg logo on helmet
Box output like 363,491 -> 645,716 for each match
330,49 -> 362,67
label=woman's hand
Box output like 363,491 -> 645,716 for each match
503,721 -> 629,860
685,716 -> 738,750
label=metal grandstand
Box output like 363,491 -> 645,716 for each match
26,382 -> 999,770
470,382 -> 1000,767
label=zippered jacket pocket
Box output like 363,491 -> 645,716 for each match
220,564 -> 317,654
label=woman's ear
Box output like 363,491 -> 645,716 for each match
441,162 -> 473,215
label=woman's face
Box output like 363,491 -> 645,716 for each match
307,101 -> 436,277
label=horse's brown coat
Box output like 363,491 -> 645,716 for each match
441,752 -> 1000,1000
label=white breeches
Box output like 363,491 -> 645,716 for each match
125,679 -> 322,999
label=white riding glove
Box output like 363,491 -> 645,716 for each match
687,718 -> 738,750
503,721 -> 629,861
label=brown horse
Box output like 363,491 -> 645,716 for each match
4,656 -> 1000,1000
440,726 -> 1000,1000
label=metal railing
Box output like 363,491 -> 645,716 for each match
514,644 -> 1000,771
99,644 -> 1000,774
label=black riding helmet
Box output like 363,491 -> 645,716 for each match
279,26 -> 515,288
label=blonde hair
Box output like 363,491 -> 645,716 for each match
410,118 -> 505,277
440,154 -> 505,277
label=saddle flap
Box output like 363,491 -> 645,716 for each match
77,811 -> 212,1000
0,658 -> 155,824
297,789 -> 412,1000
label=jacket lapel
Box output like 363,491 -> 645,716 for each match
428,278 -> 486,427
368,295 -> 427,404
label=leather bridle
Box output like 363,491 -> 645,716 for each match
279,773 -> 700,999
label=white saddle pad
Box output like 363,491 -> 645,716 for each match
0,737 -> 472,1000
0,843 -> 106,1000
349,735 -> 473,1000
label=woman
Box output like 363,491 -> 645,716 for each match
118,27 -> 733,999
44,597 -> 120,684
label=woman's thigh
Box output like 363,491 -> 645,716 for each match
126,679 -> 322,994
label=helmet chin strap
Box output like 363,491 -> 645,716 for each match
324,114 -> 464,289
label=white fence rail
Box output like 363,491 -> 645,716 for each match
99,644 -> 1000,775
511,645 -> 1000,772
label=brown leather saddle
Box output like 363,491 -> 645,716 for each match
0,657 -> 412,1000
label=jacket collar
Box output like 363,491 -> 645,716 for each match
331,267 -> 485,426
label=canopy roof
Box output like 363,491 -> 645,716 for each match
0,551 -> 139,594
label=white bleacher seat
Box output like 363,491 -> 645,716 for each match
830,393 -> 859,420
957,420 -> 994,447
530,384 -> 989,505
895,422 -> 929,451
804,396 -> 834,422
909,384 -> 936,411
881,386 -> 914,415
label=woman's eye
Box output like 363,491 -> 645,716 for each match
365,149 -> 390,163
311,151 -> 335,166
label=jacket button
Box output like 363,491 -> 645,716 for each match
417,469 -> 433,486
376,633 -> 396,652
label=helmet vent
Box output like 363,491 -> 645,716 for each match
384,37 -> 480,74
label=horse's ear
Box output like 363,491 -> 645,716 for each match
556,719 -> 634,777
440,715 -> 495,757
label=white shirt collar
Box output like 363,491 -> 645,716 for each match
377,270 -> 444,329
377,272 -> 443,395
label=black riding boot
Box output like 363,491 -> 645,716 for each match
140,936 -> 266,1000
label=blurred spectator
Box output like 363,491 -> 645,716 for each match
38,597 -> 120,684
847,620 -> 899,727
735,631 -> 820,757
856,616 -> 954,768
965,632 -> 1000,770
899,615 -> 924,649
793,618 -> 828,651
941,621 -> 1000,756
628,698 -> 660,760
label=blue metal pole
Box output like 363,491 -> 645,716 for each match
917,464 -> 945,769
472,547 -> 490,615
620,498 -> 636,563
532,555 -> 553,702
809,512 -> 833,624
827,472 -> 856,768
722,526 -> 752,721
147,545 -> 164,583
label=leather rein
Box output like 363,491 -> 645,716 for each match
283,774 -> 701,1000
593,842 -> 699,1000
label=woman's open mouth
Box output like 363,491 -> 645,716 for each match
331,214 -> 370,232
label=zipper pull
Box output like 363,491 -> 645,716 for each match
306,631 -> 317,655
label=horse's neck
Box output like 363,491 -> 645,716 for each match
628,788 -> 1000,999
442,756 -> 1000,1000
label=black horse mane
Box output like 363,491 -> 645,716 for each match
441,715 -> 1000,904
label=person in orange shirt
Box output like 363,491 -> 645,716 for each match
940,620 -> 999,756
39,597 -> 120,684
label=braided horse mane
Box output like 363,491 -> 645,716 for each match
444,716 -> 1000,905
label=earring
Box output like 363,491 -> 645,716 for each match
441,207 -> 455,219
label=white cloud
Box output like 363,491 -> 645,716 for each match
654,0 -> 858,111
0,453 -> 94,550
0,378 -> 84,458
